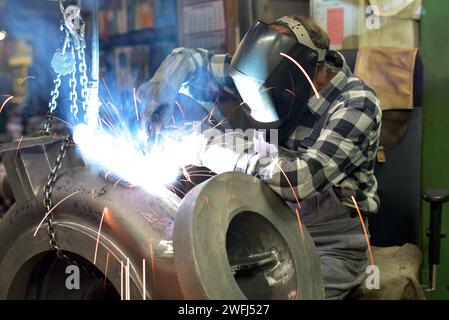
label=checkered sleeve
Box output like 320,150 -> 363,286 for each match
241,91 -> 381,203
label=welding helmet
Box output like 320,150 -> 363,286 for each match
229,17 -> 327,129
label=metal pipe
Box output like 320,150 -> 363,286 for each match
429,265 -> 438,292
428,202 -> 443,291
0,135 -> 325,300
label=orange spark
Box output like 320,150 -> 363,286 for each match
103,252 -> 110,290
260,86 -> 276,94
104,171 -> 113,180
120,260 -> 124,300
280,53 -> 321,99
351,195 -> 374,266
149,241 -> 156,295
126,257 -> 130,300
142,258 -> 146,300
0,95 -> 13,113
113,178 -> 122,188
231,101 -> 246,114
295,208 -> 305,243
168,184 -> 186,197
182,166 -> 191,183
18,76 -> 36,85
15,136 -> 23,159
285,88 -> 297,97
274,162 -> 305,244
186,173 -> 215,179
33,191 -> 81,237
211,117 -> 230,130
93,207 -> 108,265
197,114 -> 231,136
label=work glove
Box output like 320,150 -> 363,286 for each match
137,49 -> 197,128
162,126 -> 244,173
200,133 -> 248,174
200,130 -> 279,174
170,128 -> 278,175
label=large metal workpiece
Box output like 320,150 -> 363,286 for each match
0,136 -> 324,300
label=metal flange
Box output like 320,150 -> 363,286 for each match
174,172 -> 325,300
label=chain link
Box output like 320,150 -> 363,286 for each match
41,6 -> 100,277
42,135 -> 100,276
78,35 -> 89,114
43,75 -> 62,135
69,47 -> 79,118
43,135 -> 71,254
43,22 -> 70,135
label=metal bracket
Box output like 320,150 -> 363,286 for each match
1,136 -> 84,205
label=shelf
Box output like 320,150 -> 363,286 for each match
100,27 -> 178,49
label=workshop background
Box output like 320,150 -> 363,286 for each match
0,0 -> 448,299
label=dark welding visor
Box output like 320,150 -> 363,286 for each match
229,21 -> 319,127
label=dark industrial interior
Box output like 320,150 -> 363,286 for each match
0,0 -> 448,302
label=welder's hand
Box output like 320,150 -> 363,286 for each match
137,49 -> 197,128
200,135 -> 247,174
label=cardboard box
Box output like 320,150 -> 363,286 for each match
367,0 -> 421,20
358,0 -> 421,33
312,0 -> 421,50
359,18 -> 419,48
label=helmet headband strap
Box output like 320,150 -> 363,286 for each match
276,16 -> 326,62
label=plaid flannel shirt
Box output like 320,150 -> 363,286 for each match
172,48 -> 382,214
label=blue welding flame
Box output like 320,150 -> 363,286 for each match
2,0 -> 206,194
72,86 -> 206,193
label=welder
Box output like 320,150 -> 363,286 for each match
137,16 -> 382,300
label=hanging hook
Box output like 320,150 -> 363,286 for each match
59,0 -> 65,15
63,3 -> 85,49
59,0 -> 83,15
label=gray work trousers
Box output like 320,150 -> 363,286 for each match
295,187 -> 369,300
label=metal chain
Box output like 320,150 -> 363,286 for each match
43,135 -> 71,253
43,75 -> 62,135
41,5 -> 100,277
77,35 -> 89,114
42,135 -> 100,276
69,46 -> 79,118
43,22 -> 70,134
